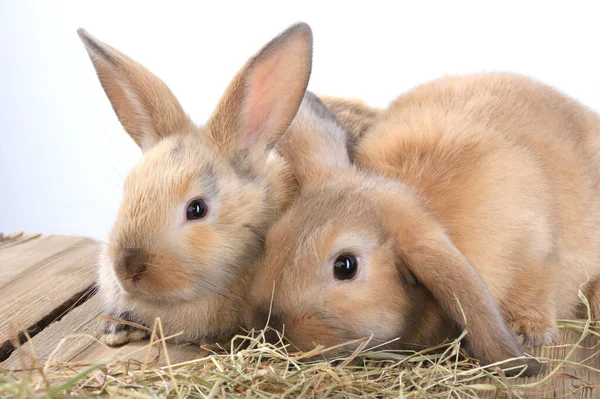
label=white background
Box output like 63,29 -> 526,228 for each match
2,0 -> 600,241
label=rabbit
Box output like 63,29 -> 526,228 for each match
246,73 -> 600,376
77,23 -> 381,346
319,96 -> 380,143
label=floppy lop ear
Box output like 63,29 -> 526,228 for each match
78,29 -> 191,151
387,206 -> 542,376
208,23 -> 313,175
277,92 -> 353,187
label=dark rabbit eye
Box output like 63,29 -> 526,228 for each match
333,254 -> 358,280
186,199 -> 208,220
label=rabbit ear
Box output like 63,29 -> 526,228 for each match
78,29 -> 190,151
208,23 -> 313,176
387,210 -> 541,375
277,92 -> 353,187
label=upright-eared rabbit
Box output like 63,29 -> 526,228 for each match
77,23 -> 379,345
247,74 -> 600,376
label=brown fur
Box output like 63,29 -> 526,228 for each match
78,24 -> 379,345
247,72 -> 600,376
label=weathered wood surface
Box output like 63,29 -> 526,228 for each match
0,232 -> 98,345
489,328 -> 600,398
2,295 -> 202,370
1,232 -> 600,398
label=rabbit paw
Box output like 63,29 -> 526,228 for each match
510,319 -> 559,348
102,311 -> 150,347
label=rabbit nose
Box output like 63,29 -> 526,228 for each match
252,309 -> 285,344
120,247 -> 147,279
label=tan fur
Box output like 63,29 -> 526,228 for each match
247,72 -> 600,376
78,25 -> 379,345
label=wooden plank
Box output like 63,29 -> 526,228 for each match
485,327 -> 600,398
2,295 -> 204,370
0,234 -> 95,287
0,235 -> 100,344
0,232 -> 41,249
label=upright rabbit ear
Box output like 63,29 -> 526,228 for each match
77,29 -> 191,151
208,23 -> 313,176
277,92 -> 353,187
385,205 -> 542,376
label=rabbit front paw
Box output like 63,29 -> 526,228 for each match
101,311 -> 150,347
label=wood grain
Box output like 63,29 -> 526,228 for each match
482,326 -> 600,398
2,295 -> 202,370
0,233 -> 99,343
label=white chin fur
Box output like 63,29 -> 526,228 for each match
97,243 -> 126,312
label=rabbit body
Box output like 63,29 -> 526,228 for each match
355,73 -> 600,338
248,73 -> 600,374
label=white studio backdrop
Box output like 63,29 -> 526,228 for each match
2,0 -> 600,241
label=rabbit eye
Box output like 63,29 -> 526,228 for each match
333,254 -> 358,280
186,199 -> 208,220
